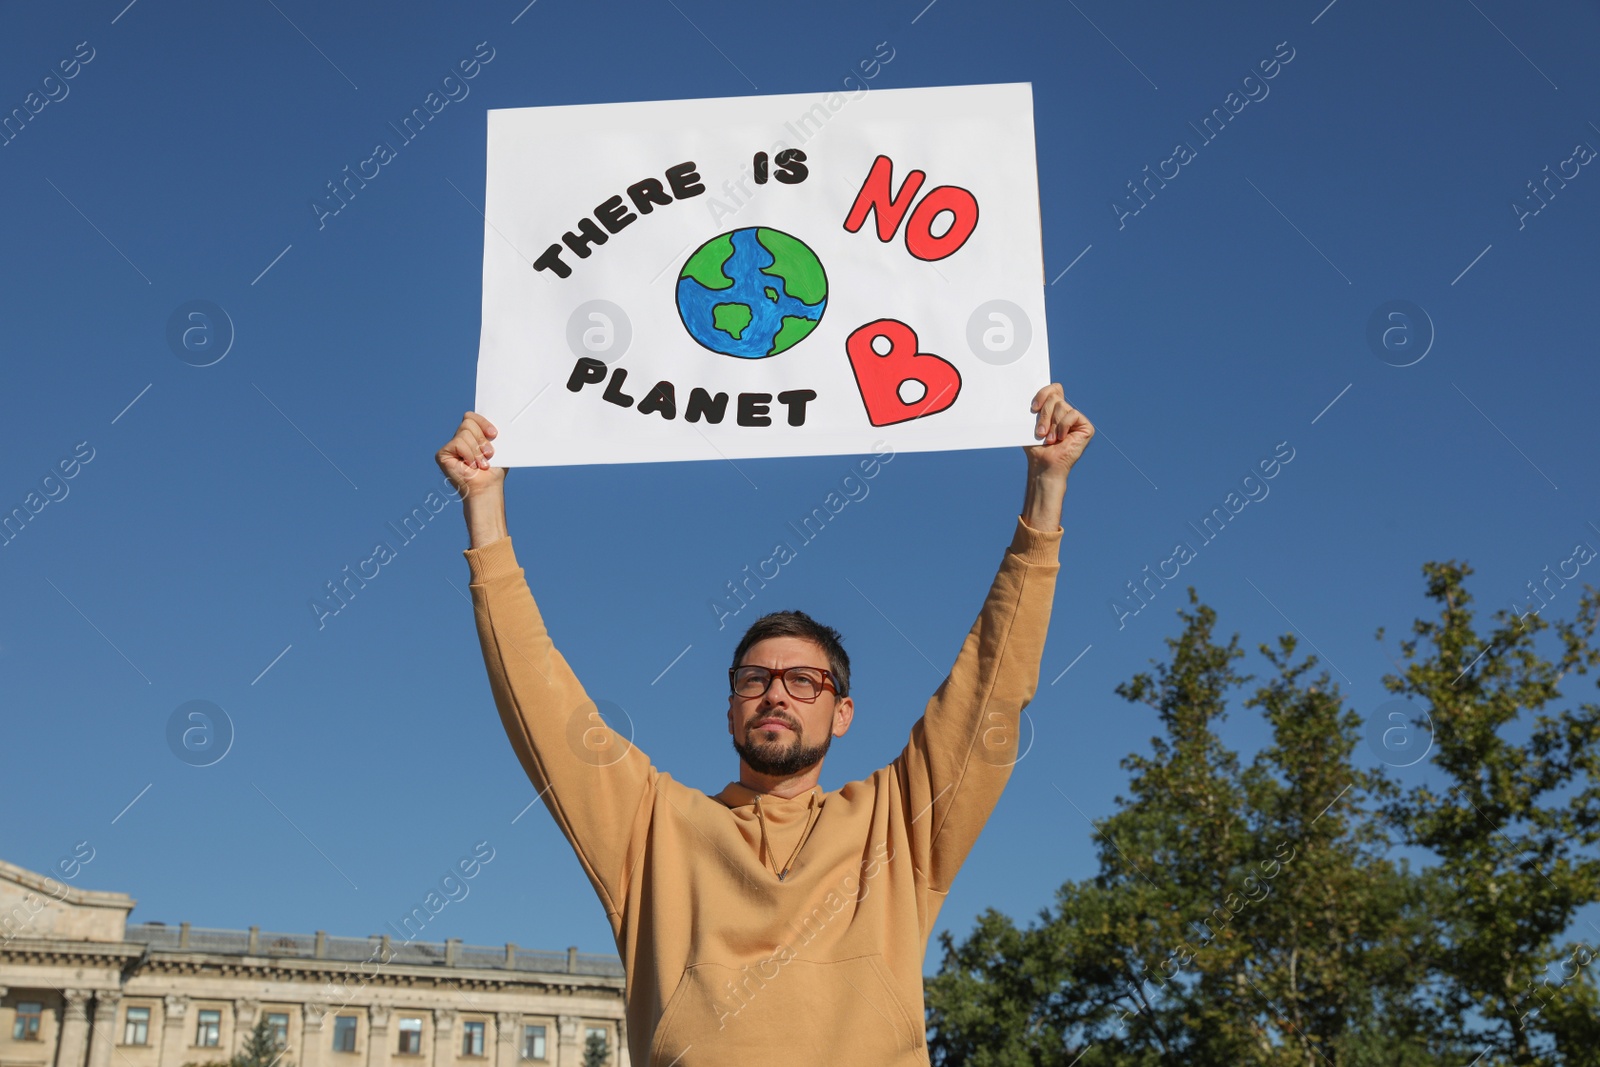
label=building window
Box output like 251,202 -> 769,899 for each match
583,1027 -> 609,1065
460,1021 -> 485,1057
397,1018 -> 422,1055
266,1013 -> 289,1051
333,1016 -> 357,1053
123,1006 -> 151,1045
520,1025 -> 545,1060
196,1010 -> 221,1048
13,1002 -> 43,1041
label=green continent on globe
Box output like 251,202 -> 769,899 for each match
764,286 -> 779,302
756,228 -> 826,305
682,233 -> 736,291
769,315 -> 819,355
713,302 -> 752,340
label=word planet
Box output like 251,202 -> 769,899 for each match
675,227 -> 827,359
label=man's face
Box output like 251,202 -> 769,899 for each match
727,636 -> 854,777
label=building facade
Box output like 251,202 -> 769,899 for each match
0,859 -> 627,1067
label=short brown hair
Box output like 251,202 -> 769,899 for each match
732,610 -> 851,697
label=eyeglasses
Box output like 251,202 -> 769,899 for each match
729,665 -> 842,702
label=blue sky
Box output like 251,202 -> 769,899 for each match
3,0 -> 1597,974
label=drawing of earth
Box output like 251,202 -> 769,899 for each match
675,227 -> 827,359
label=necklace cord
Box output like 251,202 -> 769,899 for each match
755,790 -> 821,880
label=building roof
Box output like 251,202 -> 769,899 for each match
1,858 -> 623,980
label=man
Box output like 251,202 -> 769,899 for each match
436,384 -> 1092,1065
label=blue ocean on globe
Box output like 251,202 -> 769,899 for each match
675,227 -> 827,359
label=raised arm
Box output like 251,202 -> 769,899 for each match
438,414 -> 655,924
891,385 -> 1093,896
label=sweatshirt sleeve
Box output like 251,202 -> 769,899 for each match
889,515 -> 1062,898
464,536 -> 656,922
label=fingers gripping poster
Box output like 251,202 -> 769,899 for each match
473,82 -> 1050,467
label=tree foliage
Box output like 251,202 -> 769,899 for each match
582,1030 -> 610,1067
1380,561 -> 1600,1063
927,566 -> 1600,1066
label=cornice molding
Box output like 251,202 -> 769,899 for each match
0,942 -> 144,970
121,954 -> 621,994
2,941 -> 621,1006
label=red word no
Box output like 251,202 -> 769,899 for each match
842,154 -> 979,261
846,319 -> 962,427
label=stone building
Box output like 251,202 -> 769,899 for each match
0,859 -> 628,1067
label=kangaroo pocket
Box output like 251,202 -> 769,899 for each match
649,954 -> 924,1065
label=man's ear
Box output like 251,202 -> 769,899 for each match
727,694 -> 738,736
832,695 -> 854,738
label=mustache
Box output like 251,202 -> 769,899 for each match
749,713 -> 799,731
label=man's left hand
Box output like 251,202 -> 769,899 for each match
1025,383 -> 1094,479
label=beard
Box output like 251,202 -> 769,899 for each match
733,720 -> 832,776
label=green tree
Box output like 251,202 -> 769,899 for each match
1379,561 -> 1600,1065
582,1030 -> 610,1067
926,591 -> 1433,1065
183,1019 -> 292,1067
1232,633 -> 1436,1065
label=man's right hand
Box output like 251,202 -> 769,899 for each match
437,412 -> 509,547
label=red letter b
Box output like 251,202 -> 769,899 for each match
846,319 -> 962,427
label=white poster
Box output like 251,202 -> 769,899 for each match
473,82 -> 1050,467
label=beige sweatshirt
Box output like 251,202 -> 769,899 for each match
464,516 -> 1062,1065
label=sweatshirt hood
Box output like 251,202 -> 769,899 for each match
713,781 -> 823,809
